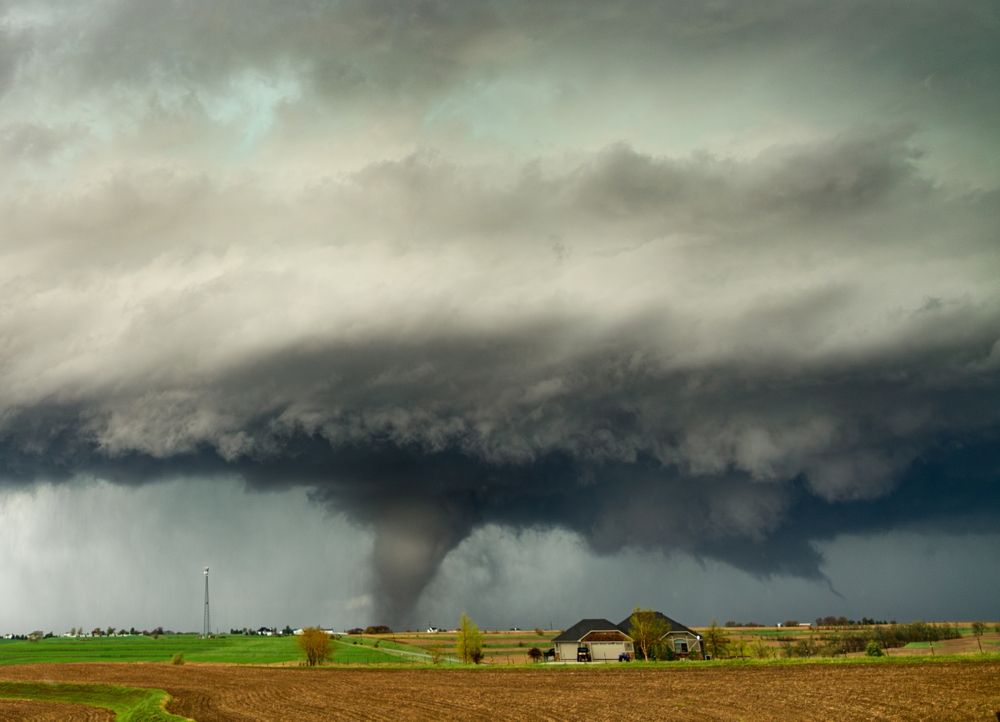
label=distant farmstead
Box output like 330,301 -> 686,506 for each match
553,611 -> 702,661
552,619 -> 634,662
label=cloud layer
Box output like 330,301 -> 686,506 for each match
1,0 -> 999,624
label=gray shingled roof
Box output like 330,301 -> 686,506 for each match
616,611 -> 698,637
552,618 -> 624,643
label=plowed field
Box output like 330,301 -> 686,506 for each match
0,699 -> 114,721
1,661 -> 998,721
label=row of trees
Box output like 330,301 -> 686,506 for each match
707,620 -> 997,660
346,625 -> 392,635
66,626 -> 153,637
815,616 -> 893,627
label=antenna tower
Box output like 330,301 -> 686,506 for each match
203,567 -> 211,638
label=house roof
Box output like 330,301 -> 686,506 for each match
553,619 -> 625,643
616,611 -> 698,638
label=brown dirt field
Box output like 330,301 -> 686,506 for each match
0,698 -> 114,721
1,661 -> 999,721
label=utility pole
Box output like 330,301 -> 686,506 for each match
203,567 -> 211,638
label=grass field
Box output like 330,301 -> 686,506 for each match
0,634 -> 416,666
0,680 -> 187,721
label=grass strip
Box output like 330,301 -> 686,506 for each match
0,680 -> 189,721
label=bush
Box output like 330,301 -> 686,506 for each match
171,653 -> 185,665
534,628 -> 545,636
298,627 -> 332,666
865,641 -> 883,657
456,613 -> 484,664
527,647 -> 543,662
750,638 -> 772,659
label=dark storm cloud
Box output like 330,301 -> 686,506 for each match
2,1 -> 999,625
2,300 -> 998,621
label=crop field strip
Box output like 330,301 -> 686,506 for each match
0,660 -> 998,721
0,698 -> 113,721
0,634 -> 410,666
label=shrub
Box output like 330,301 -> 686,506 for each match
171,653 -> 185,665
534,628 -> 545,636
456,613 -> 484,664
527,647 -> 543,662
298,627 -> 332,666
750,638 -> 772,659
865,641 -> 883,657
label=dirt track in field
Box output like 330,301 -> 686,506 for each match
1,661 -> 999,721
0,698 -> 114,721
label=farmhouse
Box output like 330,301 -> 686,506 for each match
552,611 -> 703,661
616,612 -> 703,658
552,619 -> 635,662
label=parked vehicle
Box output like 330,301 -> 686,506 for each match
577,645 -> 591,662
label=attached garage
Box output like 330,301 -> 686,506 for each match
552,619 -> 634,662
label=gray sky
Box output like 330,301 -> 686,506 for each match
1,1 -> 999,632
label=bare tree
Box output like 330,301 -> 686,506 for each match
703,620 -> 730,660
971,622 -> 986,653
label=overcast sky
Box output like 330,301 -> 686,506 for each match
1,0 -> 998,633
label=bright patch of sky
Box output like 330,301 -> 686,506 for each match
200,67 -> 303,156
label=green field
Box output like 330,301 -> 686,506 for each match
0,634 -> 420,666
0,680 -> 187,721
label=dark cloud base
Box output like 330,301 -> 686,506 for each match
3,409 -> 997,625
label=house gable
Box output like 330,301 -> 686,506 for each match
552,618 -> 622,643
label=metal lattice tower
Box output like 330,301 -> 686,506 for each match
203,567 -> 210,638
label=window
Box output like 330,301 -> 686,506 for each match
674,639 -> 688,653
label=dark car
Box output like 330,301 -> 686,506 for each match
577,645 -> 591,662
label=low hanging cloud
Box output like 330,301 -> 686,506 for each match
1,0 -> 999,625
